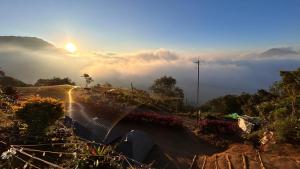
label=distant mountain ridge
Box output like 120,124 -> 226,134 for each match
0,76 -> 30,87
260,47 -> 299,57
0,36 -> 55,50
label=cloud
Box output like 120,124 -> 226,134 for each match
80,48 -> 300,103
0,37 -> 299,104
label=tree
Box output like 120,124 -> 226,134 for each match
82,73 -> 94,88
35,77 -> 75,86
280,68 -> 300,116
150,76 -> 183,98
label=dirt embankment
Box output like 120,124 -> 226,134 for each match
192,144 -> 300,169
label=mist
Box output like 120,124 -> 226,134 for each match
0,42 -> 299,104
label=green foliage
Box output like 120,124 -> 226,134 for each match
279,68 -> 300,115
200,67 -> 300,144
257,101 -> 276,121
150,76 -> 184,111
272,117 -> 300,143
243,129 -> 265,146
200,89 -> 277,116
200,94 -> 246,115
35,77 -> 75,86
82,73 -> 94,88
15,97 -> 64,135
150,76 -> 184,99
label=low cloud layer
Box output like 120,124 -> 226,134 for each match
0,40 -> 299,104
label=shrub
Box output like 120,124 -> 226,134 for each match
34,77 -> 75,86
272,117 -> 300,144
198,119 -> 242,135
15,97 -> 64,135
124,112 -> 183,128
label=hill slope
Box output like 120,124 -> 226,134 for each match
0,71 -> 30,87
0,36 -> 55,50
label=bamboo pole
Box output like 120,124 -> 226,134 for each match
215,155 -> 218,169
257,150 -> 266,169
189,155 -> 197,169
15,148 -> 64,169
242,154 -> 247,169
201,156 -> 207,169
225,154 -> 232,169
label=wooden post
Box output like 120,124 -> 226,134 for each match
242,154 -> 247,169
226,154 -> 232,169
257,150 -> 266,169
201,156 -> 207,169
215,155 -> 219,169
189,155 -> 197,169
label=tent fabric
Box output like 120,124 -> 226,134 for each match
117,130 -> 154,162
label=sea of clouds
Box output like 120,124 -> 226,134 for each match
0,44 -> 299,104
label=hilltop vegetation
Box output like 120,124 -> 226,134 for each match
199,67 -> 300,145
0,70 -> 30,87
35,77 -> 75,86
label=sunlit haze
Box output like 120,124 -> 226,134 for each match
65,42 -> 77,53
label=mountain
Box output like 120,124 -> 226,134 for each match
260,47 -> 299,57
0,71 -> 30,87
0,36 -> 55,50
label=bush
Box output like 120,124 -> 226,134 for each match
198,119 -> 242,135
15,97 -> 64,135
124,112 -> 183,128
272,117 -> 300,144
34,77 -> 75,86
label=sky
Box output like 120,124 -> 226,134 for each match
0,0 -> 300,104
0,0 -> 300,53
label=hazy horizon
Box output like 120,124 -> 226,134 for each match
0,36 -> 300,104
0,0 -> 300,104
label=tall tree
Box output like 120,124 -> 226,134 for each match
280,68 -> 300,116
150,76 -> 184,98
82,73 -> 94,88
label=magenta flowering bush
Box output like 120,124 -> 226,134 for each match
124,112 -> 183,128
198,119 -> 242,135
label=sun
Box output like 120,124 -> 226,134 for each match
65,42 -> 77,53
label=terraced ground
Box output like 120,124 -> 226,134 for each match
192,144 -> 300,169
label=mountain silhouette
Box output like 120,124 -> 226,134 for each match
260,47 -> 299,57
0,36 -> 55,50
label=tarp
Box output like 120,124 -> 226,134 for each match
238,115 -> 260,133
224,113 -> 240,120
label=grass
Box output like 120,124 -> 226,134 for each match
17,85 -> 73,101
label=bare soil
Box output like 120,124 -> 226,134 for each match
192,144 -> 300,169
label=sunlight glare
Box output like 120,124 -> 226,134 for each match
65,42 -> 77,53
